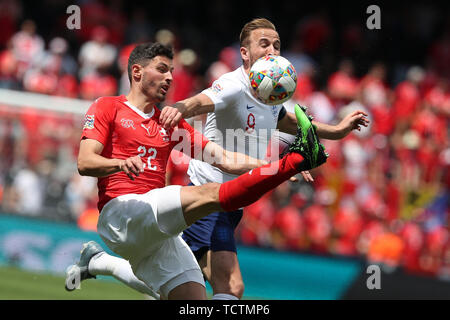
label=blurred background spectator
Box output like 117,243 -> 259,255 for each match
0,0 -> 448,280
78,25 -> 117,79
10,19 -> 44,79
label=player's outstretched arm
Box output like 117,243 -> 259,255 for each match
78,139 -> 144,180
278,109 -> 370,140
314,110 -> 370,140
202,141 -> 266,175
160,93 -> 215,129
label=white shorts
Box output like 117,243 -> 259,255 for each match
97,185 -> 205,296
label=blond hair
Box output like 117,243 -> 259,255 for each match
239,18 -> 276,47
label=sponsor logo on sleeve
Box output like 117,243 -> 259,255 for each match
210,82 -> 223,94
83,115 -> 95,129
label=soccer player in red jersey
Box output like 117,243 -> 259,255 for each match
67,42 -> 331,300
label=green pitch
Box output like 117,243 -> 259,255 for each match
0,266 -> 261,300
0,266 -> 146,300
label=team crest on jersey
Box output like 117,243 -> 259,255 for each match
83,114 -> 95,129
271,105 -> 278,119
121,118 -> 136,130
159,127 -> 169,142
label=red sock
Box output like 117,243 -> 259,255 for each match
219,153 -> 304,211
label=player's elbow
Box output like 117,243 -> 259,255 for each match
211,154 -> 236,175
218,154 -> 259,175
77,157 -> 89,176
213,162 -> 244,175
77,164 -> 87,176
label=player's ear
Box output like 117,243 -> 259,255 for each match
240,47 -> 250,65
240,46 -> 249,62
131,64 -> 143,82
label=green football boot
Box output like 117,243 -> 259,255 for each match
288,104 -> 328,171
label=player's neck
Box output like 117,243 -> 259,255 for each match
125,91 -> 155,114
243,64 -> 250,75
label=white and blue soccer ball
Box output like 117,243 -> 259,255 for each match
249,55 -> 297,105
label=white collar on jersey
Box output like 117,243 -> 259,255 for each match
123,100 -> 155,119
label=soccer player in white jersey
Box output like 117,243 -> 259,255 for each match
66,19 -> 368,300
160,18 -> 369,300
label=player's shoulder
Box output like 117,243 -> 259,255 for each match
93,95 -> 125,106
218,67 -> 245,82
89,95 -> 125,114
204,68 -> 245,100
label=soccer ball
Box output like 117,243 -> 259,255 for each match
249,55 -> 297,105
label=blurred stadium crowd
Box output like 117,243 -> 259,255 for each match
0,0 -> 448,280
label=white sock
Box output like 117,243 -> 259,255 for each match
212,293 -> 239,300
88,252 -> 160,299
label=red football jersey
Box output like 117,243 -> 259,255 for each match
81,95 -> 209,211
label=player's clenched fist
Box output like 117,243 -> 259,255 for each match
119,155 -> 145,180
160,106 -> 182,129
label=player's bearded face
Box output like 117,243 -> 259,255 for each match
247,28 -> 281,67
141,56 -> 173,102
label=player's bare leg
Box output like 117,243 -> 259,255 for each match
198,250 -> 244,300
180,183 -> 222,226
198,250 -> 212,280
211,251 -> 244,299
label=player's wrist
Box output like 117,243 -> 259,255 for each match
334,123 -> 347,139
116,159 -> 126,172
315,121 -> 342,140
174,102 -> 188,117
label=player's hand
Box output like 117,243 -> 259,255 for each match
337,110 -> 370,137
119,156 -> 144,180
160,106 -> 183,130
301,170 -> 314,182
289,171 -> 313,183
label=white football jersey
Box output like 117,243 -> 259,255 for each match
188,66 -> 284,185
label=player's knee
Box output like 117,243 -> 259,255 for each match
212,273 -> 245,299
214,278 -> 244,299
230,280 -> 244,299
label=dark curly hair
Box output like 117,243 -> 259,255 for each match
127,42 -> 174,83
